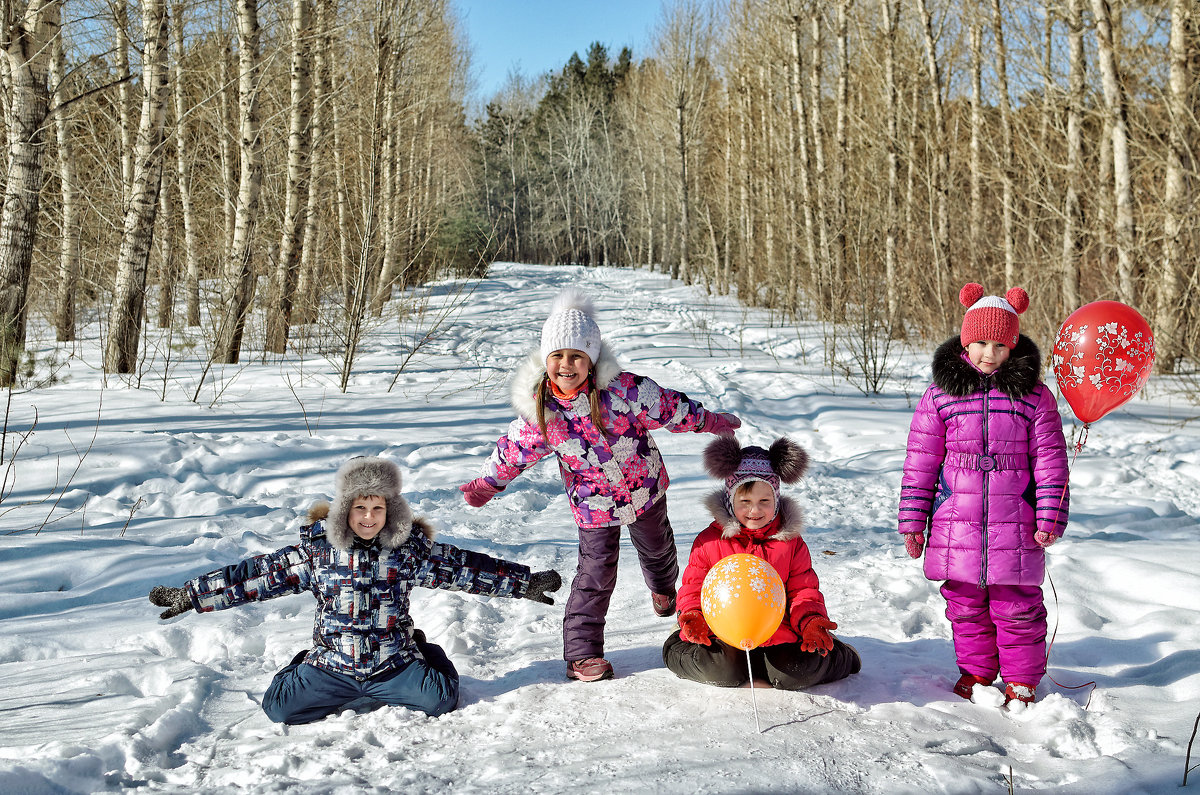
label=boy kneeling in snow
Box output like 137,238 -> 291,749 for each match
149,456 -> 560,725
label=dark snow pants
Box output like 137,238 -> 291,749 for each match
563,496 -> 679,662
662,629 -> 861,690
261,634 -> 459,725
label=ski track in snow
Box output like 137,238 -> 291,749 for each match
0,263 -> 1196,794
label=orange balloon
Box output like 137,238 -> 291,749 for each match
700,553 -> 786,650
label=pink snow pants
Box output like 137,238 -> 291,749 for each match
940,580 -> 1047,687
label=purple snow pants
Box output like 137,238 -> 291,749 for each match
941,579 -> 1048,687
563,495 -> 679,662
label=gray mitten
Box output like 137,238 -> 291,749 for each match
149,585 -> 192,619
523,570 -> 562,605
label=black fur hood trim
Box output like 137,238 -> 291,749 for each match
931,334 -> 1042,399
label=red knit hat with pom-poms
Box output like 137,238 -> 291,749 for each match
959,283 -> 1028,348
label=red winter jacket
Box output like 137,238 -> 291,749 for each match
677,492 -> 828,645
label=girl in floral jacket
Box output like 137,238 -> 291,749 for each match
148,457 -> 560,725
664,436 -> 860,689
899,284 -> 1070,706
460,289 -> 740,682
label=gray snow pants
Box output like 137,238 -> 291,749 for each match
563,495 -> 679,662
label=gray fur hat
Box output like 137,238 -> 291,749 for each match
325,457 -> 413,550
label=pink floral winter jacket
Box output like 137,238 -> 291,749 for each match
899,335 -> 1070,587
480,344 -> 716,528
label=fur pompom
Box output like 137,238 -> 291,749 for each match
1005,287 -> 1029,314
548,287 -> 596,319
703,435 -> 744,479
959,282 -> 985,307
768,437 -> 809,483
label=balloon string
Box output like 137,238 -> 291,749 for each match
746,647 -> 761,733
1045,421 -> 1096,708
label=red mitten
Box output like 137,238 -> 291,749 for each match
1034,530 -> 1057,547
799,615 -> 837,655
459,477 -> 502,507
904,531 -> 925,559
701,411 -> 741,437
678,609 -> 713,645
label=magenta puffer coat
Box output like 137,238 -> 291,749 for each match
899,336 -> 1070,587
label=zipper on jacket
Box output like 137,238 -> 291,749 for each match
979,378 -> 990,589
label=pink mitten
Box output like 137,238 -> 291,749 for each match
799,615 -> 837,655
678,609 -> 713,645
702,411 -> 741,436
459,477 -> 502,507
1034,530 -> 1058,547
904,531 -> 925,559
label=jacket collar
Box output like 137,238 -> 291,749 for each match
931,334 -> 1042,399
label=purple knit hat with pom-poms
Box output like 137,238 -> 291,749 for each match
703,436 -> 809,517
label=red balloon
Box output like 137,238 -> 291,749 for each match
1052,300 -> 1154,424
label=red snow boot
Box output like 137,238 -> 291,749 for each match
1003,682 -> 1036,705
953,673 -> 994,700
651,592 -> 676,617
566,657 -> 614,682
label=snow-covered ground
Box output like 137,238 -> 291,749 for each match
1,263 -> 1197,794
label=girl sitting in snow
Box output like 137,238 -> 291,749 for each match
663,436 -> 860,689
459,289 -> 741,682
148,456 -> 561,725
899,283 -> 1070,706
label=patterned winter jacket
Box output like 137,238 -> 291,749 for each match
899,335 -> 1070,588
184,504 -> 532,679
677,493 -> 829,646
480,343 -> 717,528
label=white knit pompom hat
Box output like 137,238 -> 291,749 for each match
540,288 -> 602,362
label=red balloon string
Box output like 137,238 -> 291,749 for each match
1045,421 -> 1096,708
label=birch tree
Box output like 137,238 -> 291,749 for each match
1090,0 -> 1136,303
1156,0 -> 1191,372
50,24 -> 79,342
104,0 -> 171,374
214,0 -> 264,364
171,3 -> 200,327
0,0 -> 59,386
265,0 -> 313,353
1061,0 -> 1085,310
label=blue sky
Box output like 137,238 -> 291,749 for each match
453,0 -> 666,100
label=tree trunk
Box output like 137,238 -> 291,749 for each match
990,0 -> 1015,285
115,0 -> 134,207
880,0 -> 901,329
0,0 -> 59,386
156,157 -> 176,328
214,0 -> 264,363
916,0 -> 951,276
1156,0 -> 1189,372
50,26 -> 79,342
1061,0 -> 1084,311
171,4 -> 200,327
968,21 -> 982,273
104,0 -> 171,374
295,0 -> 334,326
1090,0 -> 1137,304
265,0 -> 313,352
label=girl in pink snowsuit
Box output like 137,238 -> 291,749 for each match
899,284 -> 1069,705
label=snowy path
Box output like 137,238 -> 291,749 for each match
0,263 -> 1196,793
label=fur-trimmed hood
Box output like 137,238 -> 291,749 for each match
702,491 -> 805,542
510,341 -> 624,422
932,333 -> 1042,399
310,457 -> 420,551
307,502 -> 435,551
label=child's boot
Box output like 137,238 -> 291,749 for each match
953,673 -> 994,699
651,592 -> 676,617
566,657 -> 614,682
1003,682 -> 1036,705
